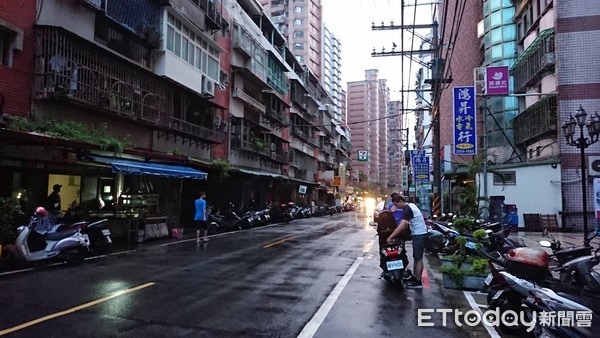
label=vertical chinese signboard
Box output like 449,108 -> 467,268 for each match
485,66 -> 510,95
410,150 -> 430,183
453,86 -> 477,155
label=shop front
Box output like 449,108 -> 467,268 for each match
0,130 -> 208,245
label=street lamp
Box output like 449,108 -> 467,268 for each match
562,106 -> 600,247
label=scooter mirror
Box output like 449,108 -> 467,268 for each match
539,240 -> 552,247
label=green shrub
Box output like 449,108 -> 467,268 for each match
453,218 -> 475,234
8,117 -> 132,152
0,194 -> 26,245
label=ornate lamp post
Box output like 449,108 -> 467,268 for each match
562,106 -> 600,247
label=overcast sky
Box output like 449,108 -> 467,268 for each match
322,0 -> 434,128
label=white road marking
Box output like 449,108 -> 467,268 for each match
0,268 -> 35,276
463,291 -> 502,338
0,249 -> 137,277
297,257 -> 363,338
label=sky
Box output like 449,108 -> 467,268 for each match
322,0 -> 435,128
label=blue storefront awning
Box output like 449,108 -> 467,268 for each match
89,156 -> 208,180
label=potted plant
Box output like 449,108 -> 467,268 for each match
440,257 -> 490,290
452,218 -> 475,235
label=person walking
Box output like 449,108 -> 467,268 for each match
386,195 -> 428,288
194,192 -> 209,243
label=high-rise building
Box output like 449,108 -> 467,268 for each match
347,69 -> 390,188
259,0 -> 323,81
323,25 -> 343,125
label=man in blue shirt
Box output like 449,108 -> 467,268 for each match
387,192 -> 403,225
387,195 -> 428,288
195,192 -> 208,243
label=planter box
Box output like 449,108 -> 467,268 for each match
442,273 -> 487,291
441,259 -> 473,270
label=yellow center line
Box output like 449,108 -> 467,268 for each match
263,235 -> 296,248
0,282 -> 156,336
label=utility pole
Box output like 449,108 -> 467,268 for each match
372,8 -> 449,215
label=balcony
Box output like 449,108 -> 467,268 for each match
35,27 -> 167,122
232,23 -> 255,59
267,57 -> 289,95
511,29 -> 555,93
35,26 -> 224,144
288,151 -> 301,167
168,117 -> 225,143
232,88 -> 266,113
77,0 -> 105,11
231,137 -> 288,164
269,150 -> 289,164
265,107 -> 289,126
192,0 -> 224,30
231,137 -> 270,157
94,16 -> 155,69
513,95 -> 557,145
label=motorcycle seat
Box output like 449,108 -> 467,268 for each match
45,228 -> 78,241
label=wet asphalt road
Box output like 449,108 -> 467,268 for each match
0,209 -> 468,338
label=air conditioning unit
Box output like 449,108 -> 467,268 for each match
541,52 -> 555,68
201,76 -> 215,98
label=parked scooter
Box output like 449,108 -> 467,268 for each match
6,208 -> 91,265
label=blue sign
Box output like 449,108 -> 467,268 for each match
410,150 -> 430,183
453,86 -> 477,155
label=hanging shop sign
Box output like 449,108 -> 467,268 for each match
453,86 -> 477,155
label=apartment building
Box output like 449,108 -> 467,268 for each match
259,0 -> 323,82
347,69 -> 390,189
508,0 -> 600,230
0,0 -> 348,234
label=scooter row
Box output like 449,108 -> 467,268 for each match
480,231 -> 600,337
1,206 -> 113,270
207,202 -> 356,233
425,217 -> 523,256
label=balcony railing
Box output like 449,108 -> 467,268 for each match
35,26 -> 224,144
265,107 -> 289,125
513,95 -> 557,145
270,150 -> 289,164
94,17 -> 155,69
511,29 -> 555,93
192,0 -> 224,30
35,26 -> 167,123
232,88 -> 265,112
169,117 -> 224,143
232,23 -> 254,59
231,138 -> 270,156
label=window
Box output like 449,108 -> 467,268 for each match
293,31 -> 304,38
493,171 -> 516,185
0,30 -> 13,67
293,43 -> 304,50
166,13 -> 220,82
295,55 -> 304,62
294,6 -> 303,13
0,33 -> 7,66
294,19 -> 303,26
